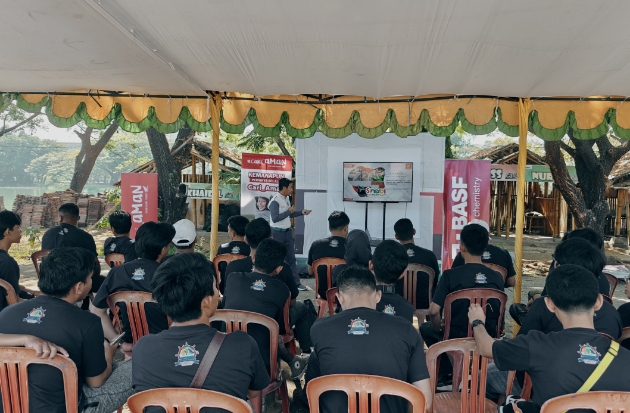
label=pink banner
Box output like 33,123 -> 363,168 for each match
442,160 -> 491,270
121,173 -> 159,238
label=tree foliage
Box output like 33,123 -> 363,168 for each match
0,132 -> 64,185
0,102 -> 45,138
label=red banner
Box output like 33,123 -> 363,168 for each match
240,153 -> 293,222
121,173 -> 158,238
442,160 -> 491,270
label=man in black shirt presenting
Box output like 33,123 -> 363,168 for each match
217,215 -> 251,256
371,240 -> 414,322
132,253 -> 269,411
307,211 -> 349,298
0,210 -> 34,310
104,210 -> 137,263
0,248 -> 132,413
470,265 -> 630,413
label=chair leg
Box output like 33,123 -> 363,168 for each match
289,339 -> 297,355
251,393 -> 263,413
279,381 -> 290,413
317,305 -> 325,318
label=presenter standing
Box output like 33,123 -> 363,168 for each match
270,178 -> 311,291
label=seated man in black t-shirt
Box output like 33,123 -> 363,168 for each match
393,218 -> 441,309
0,210 -> 35,310
91,221 -> 175,354
471,265 -> 630,413
223,238 -> 309,379
217,215 -> 251,256
370,240 -> 414,322
619,281 -> 630,350
132,253 -> 269,411
0,247 -> 132,413
307,211 -> 349,298
104,210 -> 137,263
302,266 -> 431,413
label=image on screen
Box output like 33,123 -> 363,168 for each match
343,162 -> 413,202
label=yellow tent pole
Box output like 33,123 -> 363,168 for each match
209,94 -> 223,259
513,98 -> 531,335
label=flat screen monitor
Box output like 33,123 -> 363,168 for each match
343,162 -> 413,202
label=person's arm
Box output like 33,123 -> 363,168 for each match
85,340 -> 116,388
82,322 -> 114,388
247,334 -> 271,399
468,304 -> 494,358
269,200 -> 292,223
411,379 -> 432,412
428,303 -> 442,332
89,304 -> 119,341
289,209 -> 305,218
505,276 -> 516,287
0,334 -> 68,359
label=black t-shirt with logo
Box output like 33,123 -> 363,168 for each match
223,271 -> 289,369
452,244 -> 516,280
92,258 -> 169,342
311,307 -> 429,413
132,324 -> 269,413
0,295 -> 107,413
307,236 -> 346,299
432,263 -> 505,338
376,290 -> 414,323
0,249 -> 21,310
41,223 -> 97,255
519,297 -> 622,339
493,327 -> 630,409
225,256 -> 298,299
104,236 -> 137,263
217,240 -> 251,257
394,243 -> 441,309
618,302 -> 630,350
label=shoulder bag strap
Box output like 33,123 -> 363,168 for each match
576,341 -> 620,393
190,332 -> 226,388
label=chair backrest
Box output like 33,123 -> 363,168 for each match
540,391 -> 630,413
30,249 -> 51,279
104,253 -> 125,268
106,291 -> 157,344
599,332 -> 615,341
212,253 -> 247,289
443,288 -> 508,339
127,388 -> 253,413
312,257 -> 346,299
326,287 -> 338,316
505,371 -> 533,401
426,338 -> 490,413
482,263 -> 507,281
602,295 -> 614,305
0,279 -> 18,306
209,309 -> 280,382
603,273 -> 618,297
306,374 -> 426,413
0,347 -> 78,413
399,263 -> 435,309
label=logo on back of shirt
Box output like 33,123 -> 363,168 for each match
407,248 -> 415,257
23,307 -> 45,324
231,246 -> 241,254
383,304 -> 396,316
131,268 -> 145,281
251,280 -> 266,291
329,239 -> 339,248
475,273 -> 488,284
577,343 -> 601,365
109,243 -> 117,252
482,251 -> 491,260
175,342 -> 200,366
348,317 -> 369,335
59,228 -> 68,235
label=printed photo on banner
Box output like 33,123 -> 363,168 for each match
240,153 -> 293,222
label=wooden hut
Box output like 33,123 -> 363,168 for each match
607,152 -> 630,239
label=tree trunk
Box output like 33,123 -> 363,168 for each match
69,120 -> 118,192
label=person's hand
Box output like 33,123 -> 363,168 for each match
468,303 -> 486,325
289,206 -> 296,213
120,342 -> 133,359
104,339 -> 118,361
302,209 -> 311,215
24,336 -> 68,359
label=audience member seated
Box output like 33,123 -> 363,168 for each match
330,229 -> 372,287
307,211 -> 349,299
451,219 -> 516,287
217,215 -> 251,256
0,210 -> 34,310
371,240 -> 414,322
223,238 -> 309,379
104,210 -> 137,263
618,280 -> 630,350
394,218 -> 441,309
0,247 -> 132,413
91,221 -> 174,352
161,219 -> 208,265
300,266 -> 431,413
470,265 -> 630,413
132,253 -> 269,412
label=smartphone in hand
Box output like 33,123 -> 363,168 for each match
109,332 -> 125,347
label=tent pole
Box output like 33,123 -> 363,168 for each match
209,95 -> 223,259
513,98 -> 530,336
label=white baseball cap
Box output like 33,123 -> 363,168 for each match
172,219 -> 197,247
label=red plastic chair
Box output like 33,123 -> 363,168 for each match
104,253 -> 125,268
0,279 -> 19,306
443,288 -> 508,339
540,391 -> 630,413
30,249 -> 51,279
603,295 -> 614,305
209,309 -> 288,413
306,374 -> 427,413
426,338 -> 496,413
213,253 -> 247,290
106,291 -> 171,345
312,257 -> 345,317
399,263 -> 435,322
281,296 -> 296,354
326,287 -> 338,316
604,273 -> 618,297
505,371 -> 533,402
482,263 -> 507,281
127,388 -> 253,413
0,347 -> 78,413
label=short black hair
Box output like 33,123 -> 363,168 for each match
546,264 -> 599,313
253,239 -> 286,274
135,222 -> 176,260
59,203 -> 79,218
0,211 -> 21,240
109,210 -> 132,234
567,228 -> 604,250
554,238 -> 606,276
372,240 -> 408,284
278,178 -> 293,191
460,223 -> 489,256
38,247 -> 95,298
228,215 -> 249,237
337,265 -> 376,294
394,218 -> 414,241
152,253 -> 215,322
245,218 -> 271,249
328,211 -> 350,231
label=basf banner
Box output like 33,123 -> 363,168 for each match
442,160 -> 491,270
241,153 -> 293,222
121,173 -> 158,238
